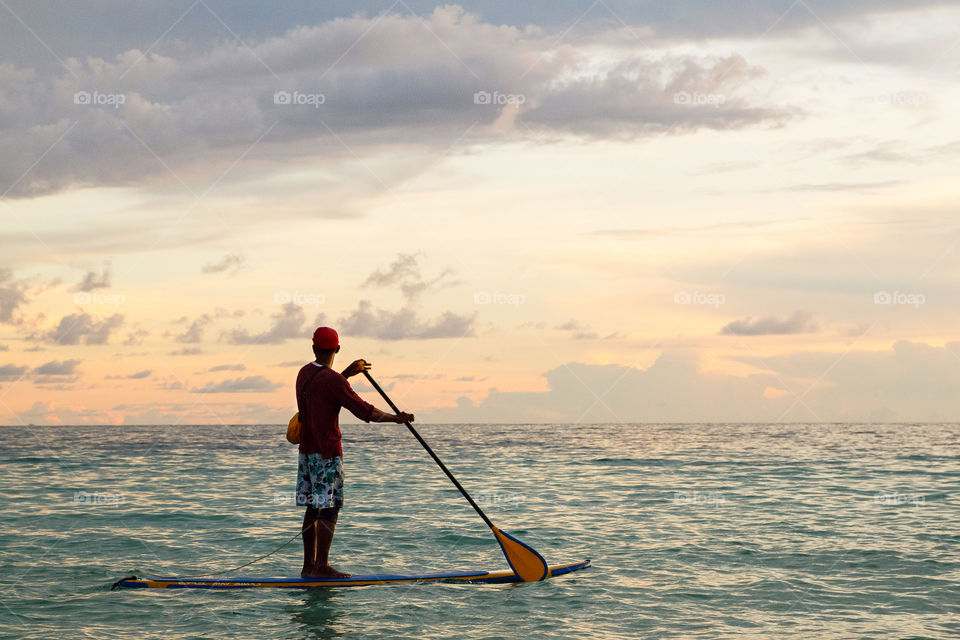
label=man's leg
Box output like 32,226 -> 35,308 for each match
311,507 -> 350,578
301,506 -> 319,577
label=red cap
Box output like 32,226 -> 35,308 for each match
312,327 -> 339,349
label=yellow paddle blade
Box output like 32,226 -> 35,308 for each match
492,526 -> 548,582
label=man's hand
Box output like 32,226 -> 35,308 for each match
341,359 -> 371,378
394,412 -> 414,424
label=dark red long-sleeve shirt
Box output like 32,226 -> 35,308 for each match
295,362 -> 375,458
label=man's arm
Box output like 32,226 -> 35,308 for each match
369,407 -> 415,424
337,374 -> 415,424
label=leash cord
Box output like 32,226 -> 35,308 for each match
112,523 -> 313,588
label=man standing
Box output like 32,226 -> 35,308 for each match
296,326 -> 414,578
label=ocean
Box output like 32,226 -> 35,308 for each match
0,422 -> 957,639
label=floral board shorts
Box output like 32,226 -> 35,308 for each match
296,454 -> 344,509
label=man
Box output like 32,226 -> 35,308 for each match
296,326 -> 414,578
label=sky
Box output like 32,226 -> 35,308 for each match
1,1 -> 959,425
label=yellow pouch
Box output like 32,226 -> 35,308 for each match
286,412 -> 301,444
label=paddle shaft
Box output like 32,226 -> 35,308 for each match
362,371 -> 495,529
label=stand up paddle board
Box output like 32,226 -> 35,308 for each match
113,559 -> 590,589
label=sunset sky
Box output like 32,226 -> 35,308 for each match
2,1 -> 959,425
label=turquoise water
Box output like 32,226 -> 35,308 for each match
0,423 -> 958,639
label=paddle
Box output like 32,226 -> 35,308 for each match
362,370 -> 549,582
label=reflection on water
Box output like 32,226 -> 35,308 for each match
291,588 -> 344,637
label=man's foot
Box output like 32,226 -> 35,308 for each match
302,564 -> 351,579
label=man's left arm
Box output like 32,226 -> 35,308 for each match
340,360 -> 413,424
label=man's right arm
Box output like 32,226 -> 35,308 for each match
337,376 -> 414,424
369,407 -> 414,424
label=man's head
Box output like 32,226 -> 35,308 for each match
312,326 -> 340,362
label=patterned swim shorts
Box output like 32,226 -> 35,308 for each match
296,454 -> 344,509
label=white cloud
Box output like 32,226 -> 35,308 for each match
192,375 -> 280,393
35,312 -> 124,345
73,266 -> 111,292
424,341 -> 960,423
0,7 -> 785,198
721,311 -> 819,336
340,301 -> 475,340
0,269 -> 28,324
34,359 -> 81,375
224,303 -> 312,345
202,253 -> 245,274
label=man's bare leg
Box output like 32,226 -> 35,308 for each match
301,506 -> 319,577
309,507 -> 350,578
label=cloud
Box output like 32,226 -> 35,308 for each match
11,400 -> 115,426
34,359 -> 81,375
168,347 -> 204,356
202,253 -> 245,274
0,364 -> 29,381
554,319 -> 622,340
192,375 -> 281,393
106,369 -> 151,380
721,311 -> 819,336
36,312 -> 125,345
73,266 -> 111,292
340,301 -> 475,340
363,253 -> 458,302
0,7 -> 785,199
426,351 -> 774,423
423,340 -> 960,423
175,314 -> 212,343
209,364 -> 245,372
124,327 -> 149,345
0,269 -> 27,324
526,53 -> 789,137
225,303 -> 311,344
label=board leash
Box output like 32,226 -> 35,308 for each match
111,523 -> 313,589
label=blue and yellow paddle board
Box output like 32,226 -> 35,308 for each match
113,559 -> 590,589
